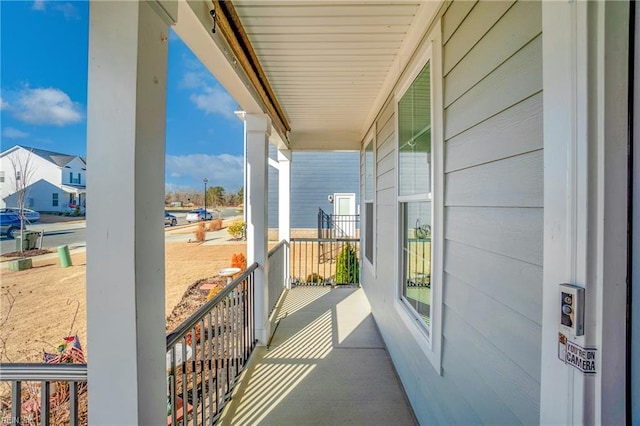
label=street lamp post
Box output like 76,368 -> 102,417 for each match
203,178 -> 208,220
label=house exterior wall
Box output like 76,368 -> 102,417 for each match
360,1 -> 543,424
62,157 -> 87,187
0,147 -> 62,210
268,146 -> 360,229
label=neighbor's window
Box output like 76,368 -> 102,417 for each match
0,171 -> 4,183
52,193 -> 59,207
364,139 -> 375,265
398,62 -> 432,329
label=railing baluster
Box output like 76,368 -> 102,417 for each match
191,326 -> 198,426
11,380 -> 21,426
181,337 -> 188,426
200,318 -> 206,425
215,304 -> 221,413
170,370 -> 177,426
69,381 -> 78,426
41,381 -> 50,426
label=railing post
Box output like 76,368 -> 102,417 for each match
242,113 -> 271,345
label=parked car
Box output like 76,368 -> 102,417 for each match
185,209 -> 213,223
164,211 -> 177,226
0,207 -> 40,223
0,210 -> 22,239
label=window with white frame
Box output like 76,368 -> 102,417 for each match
0,171 -> 4,183
398,61 -> 433,330
364,138 -> 375,265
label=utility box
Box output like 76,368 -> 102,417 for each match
15,231 -> 39,251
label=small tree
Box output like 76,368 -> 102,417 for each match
227,222 -> 246,240
335,243 -> 359,284
8,148 -> 36,250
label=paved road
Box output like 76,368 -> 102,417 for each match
0,207 -> 244,255
0,222 -> 87,255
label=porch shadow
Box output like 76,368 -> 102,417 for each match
219,287 -> 416,425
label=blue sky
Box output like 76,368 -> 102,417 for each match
1,1 -> 245,193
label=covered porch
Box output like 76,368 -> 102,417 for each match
0,0 -> 633,424
219,286 -> 415,425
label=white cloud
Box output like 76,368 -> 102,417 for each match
32,1 -> 79,20
13,87 -> 83,126
178,56 -> 238,120
53,3 -> 80,20
32,0 -> 46,11
190,86 -> 236,119
166,154 -> 244,191
165,182 -> 194,193
180,71 -> 206,90
2,127 -> 29,139
0,97 -> 8,110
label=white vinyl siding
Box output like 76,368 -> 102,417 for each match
361,1 -> 543,424
442,0 -> 543,422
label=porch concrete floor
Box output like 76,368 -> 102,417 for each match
219,287 -> 417,425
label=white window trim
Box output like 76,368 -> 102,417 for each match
393,20 -> 443,374
362,126 -> 377,274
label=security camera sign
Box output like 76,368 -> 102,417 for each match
558,333 -> 597,375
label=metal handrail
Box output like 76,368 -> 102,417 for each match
0,363 -> 87,381
166,262 -> 258,348
165,262 -> 258,425
267,239 -> 288,257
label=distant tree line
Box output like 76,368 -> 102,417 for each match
165,186 -> 243,208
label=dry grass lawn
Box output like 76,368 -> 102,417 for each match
0,242 -> 246,363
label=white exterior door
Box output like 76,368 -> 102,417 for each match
333,193 -> 356,237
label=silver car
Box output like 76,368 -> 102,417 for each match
185,209 -> 213,223
164,211 -> 177,226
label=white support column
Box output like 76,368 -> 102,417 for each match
541,1 -> 630,424
86,2 -> 168,424
277,149 -> 291,243
244,113 -> 271,344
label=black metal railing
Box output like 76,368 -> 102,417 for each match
290,238 -> 360,286
267,240 -> 289,315
0,363 -> 88,424
317,208 -> 360,240
165,263 -> 258,425
0,265 -> 259,425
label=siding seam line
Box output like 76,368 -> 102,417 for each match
442,236 -> 543,267
444,90 -> 543,142
442,0 -> 479,46
443,0 -> 518,77
444,147 -> 543,174
443,269 -> 542,327
444,30 -> 542,108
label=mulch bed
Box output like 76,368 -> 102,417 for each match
165,276 -> 226,333
1,249 -> 52,258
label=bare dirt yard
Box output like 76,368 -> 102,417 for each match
0,242 -> 246,363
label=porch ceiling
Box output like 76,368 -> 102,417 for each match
232,1 -> 433,151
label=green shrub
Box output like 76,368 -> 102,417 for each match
227,222 -> 246,239
335,243 -> 359,284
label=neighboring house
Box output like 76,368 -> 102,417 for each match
0,145 -> 87,212
268,145 -> 359,230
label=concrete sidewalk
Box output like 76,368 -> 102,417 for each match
220,287 -> 417,425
